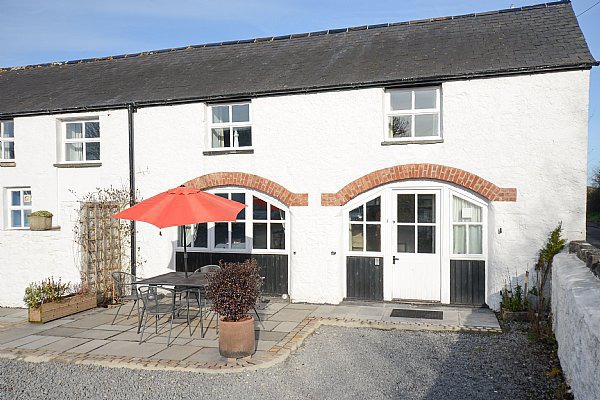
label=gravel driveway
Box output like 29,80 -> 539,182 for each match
0,325 -> 564,400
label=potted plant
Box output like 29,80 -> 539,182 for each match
24,277 -> 96,323
28,210 -> 53,231
207,259 -> 262,358
500,280 -> 530,322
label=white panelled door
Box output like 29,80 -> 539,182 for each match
391,190 -> 441,301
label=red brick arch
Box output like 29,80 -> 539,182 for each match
321,164 -> 517,206
185,172 -> 308,207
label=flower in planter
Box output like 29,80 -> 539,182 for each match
206,260 -> 262,322
23,277 -> 70,309
28,210 -> 53,218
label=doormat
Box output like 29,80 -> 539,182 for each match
390,309 -> 443,320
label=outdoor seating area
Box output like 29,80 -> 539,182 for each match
0,300 -> 500,372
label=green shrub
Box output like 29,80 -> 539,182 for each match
23,277 -> 71,309
28,210 -> 53,218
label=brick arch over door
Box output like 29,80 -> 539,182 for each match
321,163 -> 517,206
185,172 -> 309,207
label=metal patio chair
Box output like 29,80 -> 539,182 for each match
138,285 -> 191,346
111,272 -> 141,327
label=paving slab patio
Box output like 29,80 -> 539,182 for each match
0,300 -> 500,373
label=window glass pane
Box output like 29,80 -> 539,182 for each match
215,193 -> 228,199
453,225 -> 466,254
85,122 -> 100,138
417,194 -> 435,223
350,224 -> 364,251
11,210 -> 22,227
66,143 -> 83,161
23,190 -> 31,205
396,194 -> 415,223
212,106 -> 229,123
469,225 -> 483,254
366,224 -> 381,252
390,91 -> 411,110
389,115 -> 411,138
24,211 -> 29,227
414,89 -> 436,109
232,104 -> 249,122
414,114 -> 438,137
11,191 -> 20,206
231,193 -> 245,220
3,142 -> 14,159
66,123 -> 82,139
271,223 -> 285,250
417,226 -> 435,254
231,223 -> 246,249
397,225 -> 415,253
193,223 -> 208,248
349,205 -> 363,222
270,204 -> 285,220
366,197 -> 380,221
86,142 -> 100,160
2,121 -> 14,138
452,196 -> 482,222
177,225 -> 192,247
253,197 -> 267,220
234,127 -> 252,147
253,223 -> 267,249
214,222 -> 229,248
211,128 -> 230,148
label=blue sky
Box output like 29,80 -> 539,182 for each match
0,0 -> 598,182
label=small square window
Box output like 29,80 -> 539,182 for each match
1,120 -> 15,160
386,88 -> 441,140
209,103 -> 252,149
7,188 -> 32,229
63,120 -> 100,162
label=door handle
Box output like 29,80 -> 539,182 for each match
392,256 -> 399,265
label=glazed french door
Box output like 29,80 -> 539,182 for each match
391,190 -> 441,301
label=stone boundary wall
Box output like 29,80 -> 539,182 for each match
552,242 -> 600,400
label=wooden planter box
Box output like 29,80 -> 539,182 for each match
500,308 -> 530,322
28,293 -> 97,323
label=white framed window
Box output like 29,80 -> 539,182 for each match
452,195 -> 483,255
385,87 -> 441,140
62,120 -> 100,162
0,120 -> 15,160
348,196 -> 382,253
178,189 -> 287,252
209,103 -> 252,149
6,188 -> 32,229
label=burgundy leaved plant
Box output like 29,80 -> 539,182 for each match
207,259 -> 262,322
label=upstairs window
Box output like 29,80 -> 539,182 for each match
7,188 -> 32,229
210,103 -> 252,149
63,120 -> 100,162
348,196 -> 381,252
452,196 -> 483,255
386,87 -> 441,140
0,120 -> 15,160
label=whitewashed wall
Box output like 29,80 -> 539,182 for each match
0,70 -> 590,308
552,252 -> 600,400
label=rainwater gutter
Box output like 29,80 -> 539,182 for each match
128,103 -> 137,276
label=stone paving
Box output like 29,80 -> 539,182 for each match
0,301 -> 500,373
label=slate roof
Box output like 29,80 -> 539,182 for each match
0,0 -> 596,117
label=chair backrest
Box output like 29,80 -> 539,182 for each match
200,264 -> 220,273
111,271 -> 137,298
137,285 -> 175,313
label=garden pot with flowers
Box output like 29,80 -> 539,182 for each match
207,259 -> 262,358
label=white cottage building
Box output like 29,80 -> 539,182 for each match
0,1 -> 596,308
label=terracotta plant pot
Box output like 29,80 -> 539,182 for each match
218,316 -> 255,358
29,215 -> 52,231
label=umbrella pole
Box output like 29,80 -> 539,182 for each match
183,225 -> 189,278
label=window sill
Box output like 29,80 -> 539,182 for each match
0,161 -> 16,167
202,149 -> 254,156
381,138 -> 443,146
53,162 -> 102,168
5,226 -> 61,231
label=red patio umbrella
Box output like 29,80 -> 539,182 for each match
111,186 -> 246,277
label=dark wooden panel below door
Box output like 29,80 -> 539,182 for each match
450,259 -> 485,306
346,256 -> 384,300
